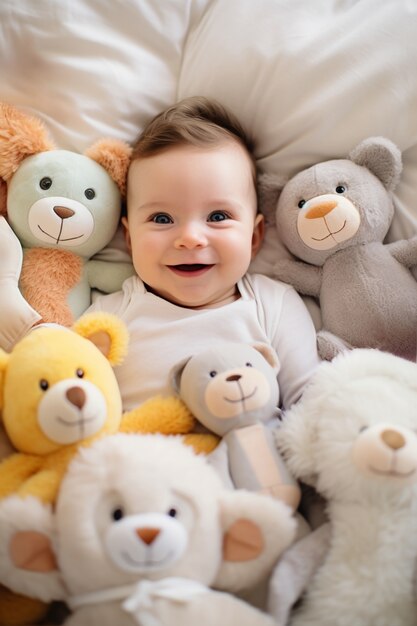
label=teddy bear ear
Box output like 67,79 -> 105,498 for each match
252,342 -> 279,372
170,355 -> 192,394
349,136 -> 402,192
214,490 -> 296,593
257,172 -> 288,223
0,103 -> 55,182
72,312 -> 129,366
84,139 -> 132,198
0,495 -> 66,603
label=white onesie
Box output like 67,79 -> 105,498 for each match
88,272 -> 319,411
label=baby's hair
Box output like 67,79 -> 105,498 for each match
131,96 -> 256,176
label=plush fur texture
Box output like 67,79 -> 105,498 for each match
276,349 -> 417,626
261,137 -> 417,360
20,248 -> 83,326
0,434 -> 296,626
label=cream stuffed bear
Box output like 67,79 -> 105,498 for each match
274,348 -> 417,626
261,137 -> 417,360
0,433 -> 297,626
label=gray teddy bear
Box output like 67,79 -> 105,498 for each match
261,137 -> 417,360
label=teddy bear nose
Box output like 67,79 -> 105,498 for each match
66,386 -> 86,409
226,374 -> 242,382
53,205 -> 75,220
136,527 -> 160,545
380,428 -> 406,450
305,200 -> 338,219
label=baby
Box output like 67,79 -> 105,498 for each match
87,96 -> 320,411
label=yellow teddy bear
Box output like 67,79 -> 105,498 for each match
0,312 -> 217,625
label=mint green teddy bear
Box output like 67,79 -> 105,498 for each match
0,103 -> 134,350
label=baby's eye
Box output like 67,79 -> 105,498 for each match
208,210 -> 229,222
151,213 -> 173,224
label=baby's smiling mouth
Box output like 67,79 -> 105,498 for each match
168,263 -> 214,275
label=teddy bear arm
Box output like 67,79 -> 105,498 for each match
182,432 -> 220,454
0,454 -> 43,498
86,259 -> 134,294
139,589 -> 277,626
16,467 -> 64,504
273,259 -> 322,296
386,236 -> 417,268
120,395 -> 196,435
224,424 -> 301,510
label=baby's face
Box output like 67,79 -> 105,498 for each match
124,142 -> 263,308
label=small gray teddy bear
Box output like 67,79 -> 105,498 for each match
261,137 -> 417,360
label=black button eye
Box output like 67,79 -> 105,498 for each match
298,199 -> 306,209
76,368 -> 84,378
209,370 -> 217,378
335,185 -> 346,194
39,379 -> 49,391
168,508 -> 177,517
40,177 -> 52,190
84,188 -> 95,200
112,508 -> 124,521
245,362 -> 253,367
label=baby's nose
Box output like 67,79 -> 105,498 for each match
175,223 -> 208,249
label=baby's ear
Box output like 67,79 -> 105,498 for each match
0,496 -> 66,602
213,490 -> 296,593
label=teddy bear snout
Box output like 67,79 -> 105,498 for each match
226,374 -> 241,382
380,428 -> 406,450
53,206 -> 75,220
136,527 -> 160,545
66,386 -> 86,409
305,200 -> 338,219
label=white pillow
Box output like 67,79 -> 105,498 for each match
178,0 -> 417,274
0,0 -> 211,150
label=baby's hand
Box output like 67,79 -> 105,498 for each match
0,216 -> 23,280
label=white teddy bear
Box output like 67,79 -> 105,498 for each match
0,433 -> 296,626
274,348 -> 417,626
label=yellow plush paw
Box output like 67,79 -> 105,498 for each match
121,395 -> 196,435
183,432 -> 220,455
